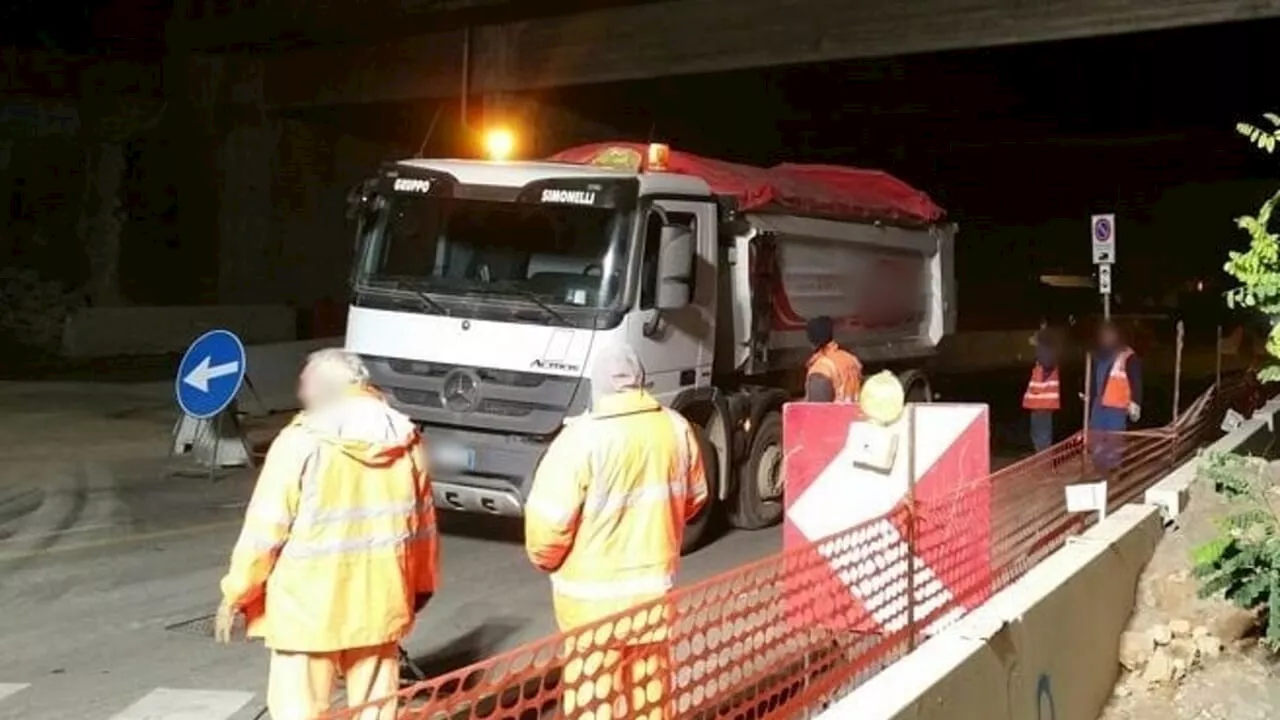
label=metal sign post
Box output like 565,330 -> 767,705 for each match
1098,263 -> 1113,321
1092,214 -> 1115,321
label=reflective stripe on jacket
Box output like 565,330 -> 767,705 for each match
524,389 -> 708,632
1100,349 -> 1134,409
806,343 -> 863,402
1022,363 -> 1061,411
220,387 -> 438,652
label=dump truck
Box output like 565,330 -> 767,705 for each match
344,141 -> 957,548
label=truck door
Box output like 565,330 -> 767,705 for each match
629,199 -> 718,403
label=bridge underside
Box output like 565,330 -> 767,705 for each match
260,0 -> 1280,109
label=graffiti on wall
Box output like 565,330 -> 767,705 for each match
1037,673 -> 1057,720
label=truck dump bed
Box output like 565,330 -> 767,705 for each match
737,214 -> 955,375
551,142 -> 956,375
549,142 -> 946,226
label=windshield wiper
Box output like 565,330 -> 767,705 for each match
393,282 -> 450,316
356,280 -> 450,316
489,284 -> 573,327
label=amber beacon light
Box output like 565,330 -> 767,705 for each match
482,128 -> 516,161
646,142 -> 670,171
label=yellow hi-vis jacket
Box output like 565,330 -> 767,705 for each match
525,389 -> 709,631
220,387 -> 439,652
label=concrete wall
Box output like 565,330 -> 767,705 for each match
262,0 -> 1280,108
61,305 -> 296,357
1145,397 -> 1280,522
832,505 -> 1163,720
200,58 -> 395,308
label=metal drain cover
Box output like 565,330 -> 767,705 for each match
165,613 -> 246,639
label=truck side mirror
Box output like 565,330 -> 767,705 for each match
655,225 -> 695,310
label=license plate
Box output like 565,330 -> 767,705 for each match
433,444 -> 475,471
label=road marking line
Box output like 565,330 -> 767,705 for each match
0,683 -> 30,703
0,519 -> 242,561
107,688 -> 255,720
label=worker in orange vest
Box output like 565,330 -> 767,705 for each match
1088,322 -> 1142,474
805,316 -> 863,402
525,342 -> 708,720
215,349 -> 438,720
1022,319 -> 1061,452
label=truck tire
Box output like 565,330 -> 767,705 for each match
681,422 -> 719,554
899,370 -> 933,404
729,411 -> 785,530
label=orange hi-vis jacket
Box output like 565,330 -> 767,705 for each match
1021,363 -> 1061,411
1101,348 -> 1135,409
524,389 -> 709,631
806,342 -> 863,402
220,387 -> 439,653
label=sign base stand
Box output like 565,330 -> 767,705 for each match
168,400 -> 256,480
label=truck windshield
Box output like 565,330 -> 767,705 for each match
355,194 -> 629,317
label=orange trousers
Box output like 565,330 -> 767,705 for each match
562,641 -> 670,720
266,643 -> 399,720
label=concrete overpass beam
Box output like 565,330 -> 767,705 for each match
262,0 -> 1280,109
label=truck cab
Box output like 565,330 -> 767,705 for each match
345,148 -> 721,533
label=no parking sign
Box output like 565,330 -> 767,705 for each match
1091,214 -> 1115,264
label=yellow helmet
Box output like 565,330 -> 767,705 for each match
860,370 -> 906,425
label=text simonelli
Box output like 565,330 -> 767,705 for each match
540,188 -> 597,205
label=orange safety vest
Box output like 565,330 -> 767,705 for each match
1022,363 -> 1061,411
806,342 -> 863,402
1100,348 -> 1135,410
220,387 -> 438,652
524,389 -> 709,632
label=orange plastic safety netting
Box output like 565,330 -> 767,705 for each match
319,376 -> 1258,720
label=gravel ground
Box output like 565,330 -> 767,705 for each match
1100,455 -> 1280,720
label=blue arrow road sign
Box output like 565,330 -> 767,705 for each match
176,329 -> 247,419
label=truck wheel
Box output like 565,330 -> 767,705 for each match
729,411 -> 785,530
681,422 -> 719,555
899,370 -> 933,404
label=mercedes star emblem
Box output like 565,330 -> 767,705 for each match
441,369 -> 480,413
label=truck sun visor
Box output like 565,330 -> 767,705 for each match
516,178 -> 639,211
380,166 -> 456,198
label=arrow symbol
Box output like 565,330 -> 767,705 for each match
183,356 -> 240,393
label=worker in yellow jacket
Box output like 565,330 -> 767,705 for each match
525,342 -> 708,720
215,349 -> 438,720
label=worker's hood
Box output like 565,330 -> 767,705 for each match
295,390 -> 419,465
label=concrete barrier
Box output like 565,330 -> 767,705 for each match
237,338 -> 343,416
1145,397 -> 1280,522
62,305 -> 296,358
830,505 -> 1163,720
823,396 -> 1280,720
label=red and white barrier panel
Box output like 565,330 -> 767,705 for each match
783,403 -> 992,638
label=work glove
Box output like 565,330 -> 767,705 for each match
1128,403 -> 1141,423
214,600 -> 239,644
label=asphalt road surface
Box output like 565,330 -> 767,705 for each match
0,362 -> 1217,720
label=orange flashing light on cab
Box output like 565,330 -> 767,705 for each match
646,143 -> 670,172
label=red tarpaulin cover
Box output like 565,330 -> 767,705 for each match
548,142 -> 946,226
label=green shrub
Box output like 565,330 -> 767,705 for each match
1192,451 -> 1277,649
1224,114 -> 1280,381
